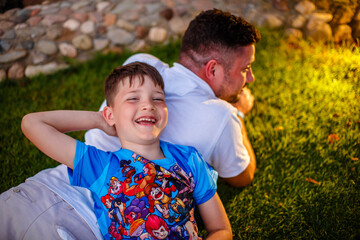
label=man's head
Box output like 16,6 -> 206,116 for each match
103,62 -> 168,148
179,9 -> 261,103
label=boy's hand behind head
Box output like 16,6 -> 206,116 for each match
98,111 -> 117,136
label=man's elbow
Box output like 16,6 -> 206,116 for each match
223,166 -> 255,188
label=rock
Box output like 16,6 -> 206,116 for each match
104,46 -> 123,55
36,40 -> 58,55
192,0 -> 214,11
7,62 -> 25,79
271,0 -> 289,12
59,7 -> 73,16
41,14 -> 67,26
88,12 -> 103,23
169,16 -> 188,34
96,1 -> 111,12
2,29 -> 16,39
104,13 -> 117,26
307,13 -> 333,30
146,3 -> 163,14
46,25 -> 63,40
94,38 -> 109,51
20,40 -> 34,50
0,39 -> 12,53
148,27 -> 167,43
295,0 -> 316,15
258,14 -> 283,28
73,12 -> 88,22
331,6 -> 355,25
80,21 -> 95,34
0,21 -> 15,31
289,15 -> 306,29
59,43 -> 77,58
0,50 -> 27,63
0,69 -> 6,82
30,9 -> 41,17
333,24 -> 353,43
122,10 -> 140,21
25,62 -> 69,78
14,9 -> 32,23
285,28 -> 303,42
71,0 -> 92,11
27,15 -> 42,26
353,10 -> 360,22
63,19 -> 80,31
129,39 -> 147,52
306,22 -> 332,42
313,0 -> 330,11
107,28 -> 135,45
116,19 -> 136,31
29,50 -> 47,64
111,0 -> 134,15
72,34 -> 93,50
136,25 -> 149,39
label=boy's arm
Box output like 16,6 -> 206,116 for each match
198,193 -> 233,239
21,110 -> 114,169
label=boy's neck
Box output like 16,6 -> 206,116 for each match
121,140 -> 165,160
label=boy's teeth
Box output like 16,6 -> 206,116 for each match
137,118 -> 155,123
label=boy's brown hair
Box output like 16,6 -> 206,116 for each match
105,62 -> 165,106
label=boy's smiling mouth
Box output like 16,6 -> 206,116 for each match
135,117 -> 156,125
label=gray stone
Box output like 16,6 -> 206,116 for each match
295,0 -> 316,15
20,40 -> 34,50
0,39 -> 11,53
0,69 -> 6,82
71,0 -> 92,11
307,13 -> 333,30
111,0 -> 134,14
2,29 -> 16,39
63,19 -> 80,31
116,19 -> 136,31
37,40 -> 58,55
0,21 -> 15,31
94,38 -> 109,51
72,34 -> 93,50
146,3 -> 163,14
107,28 -> 135,45
25,62 -> 69,78
80,21 -> 95,34
29,50 -> 47,64
333,24 -> 353,42
169,17 -> 188,34
14,9 -> 32,23
148,27 -> 167,43
96,1 -> 111,12
7,62 -> 25,79
41,14 -> 67,26
0,50 -> 27,63
59,43 -> 77,58
46,25 -> 63,40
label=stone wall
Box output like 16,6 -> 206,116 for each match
0,0 -> 359,81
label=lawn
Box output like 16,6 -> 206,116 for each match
0,29 -> 359,239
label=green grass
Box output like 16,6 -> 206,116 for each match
1,30 -> 359,239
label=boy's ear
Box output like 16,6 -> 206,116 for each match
102,106 -> 115,126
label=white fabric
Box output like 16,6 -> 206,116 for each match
27,53 -> 250,239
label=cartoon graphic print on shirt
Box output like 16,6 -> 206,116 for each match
101,154 -> 202,240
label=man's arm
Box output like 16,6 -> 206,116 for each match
225,87 -> 256,188
21,110 -> 115,169
224,117 -> 256,187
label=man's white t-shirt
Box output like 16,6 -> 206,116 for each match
30,53 -> 250,239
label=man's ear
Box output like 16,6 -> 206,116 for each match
102,106 -> 115,126
204,59 -> 218,80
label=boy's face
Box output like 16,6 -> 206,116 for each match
107,75 -> 168,149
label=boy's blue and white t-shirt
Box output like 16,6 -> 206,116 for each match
68,140 -> 218,240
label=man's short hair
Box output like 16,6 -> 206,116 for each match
105,62 -> 164,106
180,9 -> 261,65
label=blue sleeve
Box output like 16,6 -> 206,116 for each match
68,140 -> 111,189
189,148 -> 218,205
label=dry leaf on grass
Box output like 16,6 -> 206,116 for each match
306,177 -> 320,185
328,133 -> 340,144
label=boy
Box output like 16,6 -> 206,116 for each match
21,62 -> 232,239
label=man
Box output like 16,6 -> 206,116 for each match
0,9 -> 260,239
